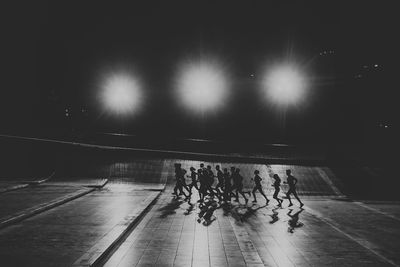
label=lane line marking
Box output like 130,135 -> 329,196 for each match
304,206 -> 399,267
352,201 -> 400,222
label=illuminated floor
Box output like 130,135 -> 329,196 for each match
103,188 -> 400,267
0,160 -> 399,267
0,184 -> 159,266
0,184 -> 88,220
0,160 -> 170,267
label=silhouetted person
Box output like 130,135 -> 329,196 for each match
206,165 -> 215,187
200,163 -> 206,172
232,168 -> 249,204
199,162 -> 206,198
223,168 -> 232,202
230,167 -> 237,198
173,163 -> 181,196
272,174 -> 283,207
206,165 -> 219,200
251,170 -> 269,204
215,165 -> 224,191
188,167 -> 200,198
198,168 -> 206,202
284,169 -> 304,208
173,163 -> 189,198
287,208 -> 304,233
230,166 -> 236,174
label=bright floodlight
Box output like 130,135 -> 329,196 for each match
100,72 -> 142,116
175,60 -> 229,114
262,64 -> 307,105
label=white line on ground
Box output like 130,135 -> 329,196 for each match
352,201 -> 400,222
304,206 -> 399,267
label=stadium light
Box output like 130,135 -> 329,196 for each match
175,59 -> 230,115
261,63 -> 308,106
99,71 -> 143,116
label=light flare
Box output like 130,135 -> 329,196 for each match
99,71 -> 143,116
262,64 -> 308,106
175,59 -> 230,114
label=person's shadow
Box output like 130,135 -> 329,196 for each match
231,203 -> 267,223
221,201 -> 234,217
197,199 -> 219,226
287,208 -> 304,233
269,206 -> 280,224
184,202 -> 195,215
159,198 -> 184,218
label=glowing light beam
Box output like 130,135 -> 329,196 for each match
262,64 -> 308,106
99,71 -> 143,116
175,59 -> 230,114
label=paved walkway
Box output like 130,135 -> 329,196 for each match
1,159 -> 398,267
0,160 -> 170,267
0,184 -> 160,267
0,184 -> 88,221
304,200 -> 400,266
103,185 -> 400,267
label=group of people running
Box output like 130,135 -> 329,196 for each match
173,163 -> 304,208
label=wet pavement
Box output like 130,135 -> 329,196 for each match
102,161 -> 400,267
103,185 -> 400,267
0,184 -> 89,222
0,159 -> 399,267
0,160 -> 170,267
304,200 -> 400,266
0,183 -> 161,267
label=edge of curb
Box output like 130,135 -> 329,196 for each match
73,184 -> 166,267
0,178 -> 107,230
0,183 -> 30,194
86,179 -> 109,188
0,188 -> 96,230
27,171 -> 56,185
0,171 -> 56,194
91,191 -> 162,267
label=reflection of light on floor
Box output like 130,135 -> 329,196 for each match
108,198 -> 132,223
103,172 -> 313,266
193,213 -> 209,260
255,206 -> 305,265
97,184 -> 139,224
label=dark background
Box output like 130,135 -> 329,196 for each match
1,0 -> 397,146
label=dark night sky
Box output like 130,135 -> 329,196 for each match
1,1 -> 398,144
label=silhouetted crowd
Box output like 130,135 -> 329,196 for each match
173,163 -> 304,209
